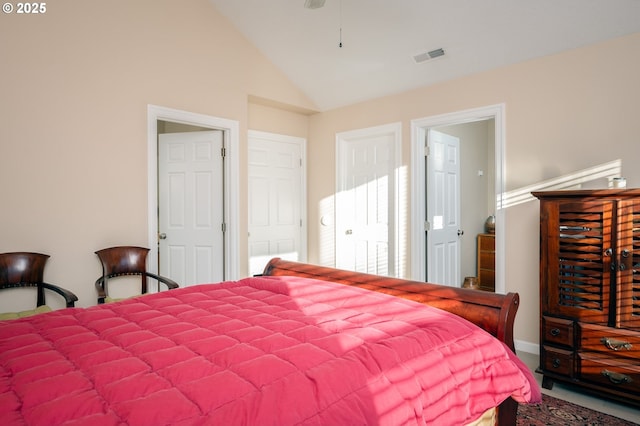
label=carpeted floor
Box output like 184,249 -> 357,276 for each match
517,394 -> 639,425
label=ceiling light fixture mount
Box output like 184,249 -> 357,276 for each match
338,0 -> 343,48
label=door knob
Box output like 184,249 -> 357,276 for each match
457,229 -> 464,236
158,233 -> 167,240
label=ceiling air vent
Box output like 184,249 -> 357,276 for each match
413,48 -> 446,64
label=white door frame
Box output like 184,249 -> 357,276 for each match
147,104 -> 240,282
247,130 -> 307,275
411,104 -> 505,293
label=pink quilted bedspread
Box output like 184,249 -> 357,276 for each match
0,276 -> 540,425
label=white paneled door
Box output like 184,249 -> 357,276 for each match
158,131 -> 225,286
426,130 -> 461,286
247,131 -> 305,276
336,125 -> 399,277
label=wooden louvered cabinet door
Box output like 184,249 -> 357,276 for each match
540,199 -> 612,323
617,198 -> 640,329
533,190 -> 640,408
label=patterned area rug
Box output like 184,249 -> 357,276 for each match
517,394 -> 638,425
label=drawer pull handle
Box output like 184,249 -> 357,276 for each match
550,328 -> 561,336
552,358 -> 561,368
601,370 -> 633,385
601,337 -> 633,351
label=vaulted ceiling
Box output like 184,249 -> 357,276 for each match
210,0 -> 640,111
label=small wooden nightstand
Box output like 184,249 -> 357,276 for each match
476,233 -> 495,292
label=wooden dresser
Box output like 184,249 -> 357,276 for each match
533,189 -> 640,407
477,233 -> 495,292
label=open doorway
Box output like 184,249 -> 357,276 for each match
431,120 -> 495,290
147,105 -> 240,284
411,104 -> 505,293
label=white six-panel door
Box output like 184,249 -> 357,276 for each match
247,131 -> 305,276
426,129 -> 461,286
336,124 -> 399,277
158,131 -> 225,286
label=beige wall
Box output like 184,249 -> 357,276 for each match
248,101 -> 310,138
306,32 -> 640,346
2,1 -> 639,349
0,0 -> 315,310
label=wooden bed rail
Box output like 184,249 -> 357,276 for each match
262,258 -> 519,351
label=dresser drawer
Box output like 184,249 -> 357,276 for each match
578,352 -> 640,395
579,323 -> 640,356
478,234 -> 495,251
478,269 -> 495,291
542,346 -> 574,376
543,316 -> 574,347
478,251 -> 494,266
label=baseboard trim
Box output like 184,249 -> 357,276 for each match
515,339 -> 539,355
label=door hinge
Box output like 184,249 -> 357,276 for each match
424,145 -> 430,157
424,221 -> 430,231
221,222 -> 226,233
221,147 -> 226,158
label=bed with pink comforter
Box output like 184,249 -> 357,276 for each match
0,275 -> 540,425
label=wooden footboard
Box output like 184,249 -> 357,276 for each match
261,258 -> 520,426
